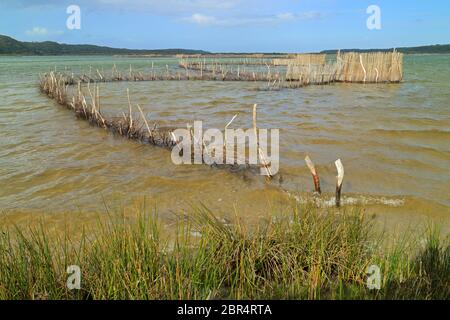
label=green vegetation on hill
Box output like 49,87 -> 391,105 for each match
1,34 -> 449,56
0,35 -> 210,56
321,44 -> 450,54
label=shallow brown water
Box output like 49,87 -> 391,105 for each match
0,55 -> 449,232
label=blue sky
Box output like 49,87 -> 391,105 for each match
0,0 -> 449,52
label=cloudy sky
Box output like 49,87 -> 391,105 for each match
0,0 -> 449,52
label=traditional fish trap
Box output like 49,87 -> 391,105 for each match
284,51 -> 403,85
273,54 -> 326,66
175,54 -> 202,59
39,71 -> 357,206
285,63 -> 338,84
335,51 -> 403,83
178,59 -> 280,82
39,72 -> 177,148
39,72 -> 271,177
184,58 -> 274,66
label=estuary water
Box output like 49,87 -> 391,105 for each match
0,55 -> 449,231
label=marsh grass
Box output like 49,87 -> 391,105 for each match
0,205 -> 448,300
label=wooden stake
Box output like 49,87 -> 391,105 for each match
335,159 -> 344,207
136,104 -> 151,137
305,155 -> 321,194
224,113 -> 238,157
96,69 -> 103,81
126,88 -> 133,131
253,104 -> 273,178
359,55 -> 366,83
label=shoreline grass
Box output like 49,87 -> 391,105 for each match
0,204 -> 448,300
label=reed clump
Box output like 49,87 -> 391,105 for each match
0,205 -> 448,300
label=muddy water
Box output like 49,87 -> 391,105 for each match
0,55 -> 449,232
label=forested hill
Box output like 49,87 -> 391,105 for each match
321,44 -> 450,54
0,35 -> 210,56
2,34 -> 449,56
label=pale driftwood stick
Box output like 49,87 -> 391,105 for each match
359,54 -> 367,83
253,104 -> 273,178
96,85 -> 106,127
224,113 -> 238,147
96,69 -> 103,81
225,114 -> 238,130
252,104 -> 257,138
335,159 -> 344,207
136,104 -> 151,137
126,88 -> 133,130
81,96 -> 87,117
96,85 -> 100,113
170,132 -> 177,143
86,82 -> 97,119
305,155 -> 321,194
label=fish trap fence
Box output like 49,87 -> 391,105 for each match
273,54 -> 326,66
284,51 -> 403,84
335,51 -> 403,83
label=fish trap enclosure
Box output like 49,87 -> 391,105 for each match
39,72 -> 272,177
335,51 -> 404,83
273,54 -> 326,66
285,63 -> 338,84
284,51 -> 403,84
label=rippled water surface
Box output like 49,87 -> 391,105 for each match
0,55 -> 449,231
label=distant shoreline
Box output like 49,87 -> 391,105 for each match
1,34 -> 450,56
1,52 -> 450,58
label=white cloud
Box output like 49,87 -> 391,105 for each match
276,13 -> 296,21
186,13 -> 218,26
181,11 -> 323,27
26,27 -> 48,36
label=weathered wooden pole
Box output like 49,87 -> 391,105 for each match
126,88 -> 133,132
136,104 -> 151,136
305,155 -> 321,194
335,159 -> 344,207
253,104 -> 273,178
